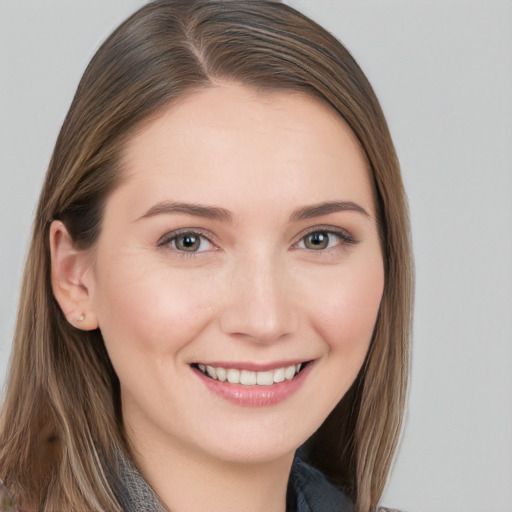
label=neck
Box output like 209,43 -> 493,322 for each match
126,429 -> 294,512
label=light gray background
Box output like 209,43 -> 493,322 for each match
1,2 -> 511,511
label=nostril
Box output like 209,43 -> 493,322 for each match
219,304 -> 298,344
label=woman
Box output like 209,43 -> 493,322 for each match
0,1 -> 413,511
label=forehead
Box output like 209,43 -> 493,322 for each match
116,83 -> 374,217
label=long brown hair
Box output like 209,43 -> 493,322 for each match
0,1 -> 413,511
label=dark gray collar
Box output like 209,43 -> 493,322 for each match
289,458 -> 354,512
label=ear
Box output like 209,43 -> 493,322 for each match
49,221 -> 98,331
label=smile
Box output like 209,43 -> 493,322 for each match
194,362 -> 306,386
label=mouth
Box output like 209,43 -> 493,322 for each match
191,361 -> 310,386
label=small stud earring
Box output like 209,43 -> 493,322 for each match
77,314 -> 85,322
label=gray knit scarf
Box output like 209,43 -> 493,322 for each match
113,450 -> 354,512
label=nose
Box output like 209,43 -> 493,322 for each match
218,255 -> 298,344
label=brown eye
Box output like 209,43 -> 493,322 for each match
297,229 -> 355,251
174,233 -> 201,252
303,231 -> 330,250
157,230 -> 215,254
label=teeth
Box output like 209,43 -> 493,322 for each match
216,367 -> 227,382
284,365 -> 296,380
256,371 -> 274,386
273,367 -> 285,383
196,363 -> 304,386
240,370 -> 257,385
227,368 -> 240,384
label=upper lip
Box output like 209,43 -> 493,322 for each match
191,360 -> 312,372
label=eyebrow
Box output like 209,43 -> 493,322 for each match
137,199 -> 369,223
290,201 -> 370,221
137,201 -> 233,222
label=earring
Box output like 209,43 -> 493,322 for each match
77,313 -> 85,322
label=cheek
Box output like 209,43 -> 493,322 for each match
309,259 -> 384,357
90,256 -> 216,357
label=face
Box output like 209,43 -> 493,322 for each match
83,83 -> 384,465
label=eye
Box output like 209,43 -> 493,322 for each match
300,231 -> 336,250
296,228 -> 355,251
158,230 -> 214,253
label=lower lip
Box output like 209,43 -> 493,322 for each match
194,364 -> 313,407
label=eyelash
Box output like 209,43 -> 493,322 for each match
157,226 -> 356,256
293,226 -> 357,251
157,229 -> 217,257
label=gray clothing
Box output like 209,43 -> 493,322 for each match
115,452 -> 355,512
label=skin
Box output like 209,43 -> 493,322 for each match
51,83 -> 384,512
